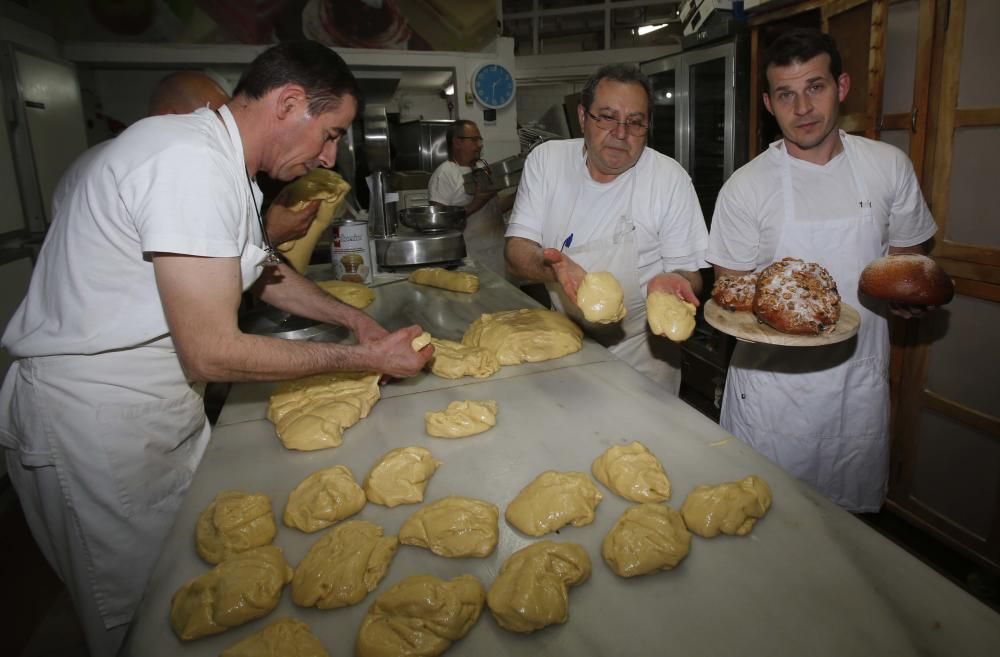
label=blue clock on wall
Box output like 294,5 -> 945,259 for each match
472,63 -> 516,110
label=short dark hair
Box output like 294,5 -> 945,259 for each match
233,41 -> 362,116
446,119 -> 477,158
580,64 -> 653,123
761,28 -> 843,93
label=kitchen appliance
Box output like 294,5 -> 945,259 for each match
398,205 -> 466,232
365,106 -> 466,269
462,153 -> 524,195
391,120 -> 452,173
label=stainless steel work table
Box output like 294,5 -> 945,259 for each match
123,265 -> 1000,657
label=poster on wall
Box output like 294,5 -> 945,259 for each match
25,0 -> 498,51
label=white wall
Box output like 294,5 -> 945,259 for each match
394,90 -> 451,122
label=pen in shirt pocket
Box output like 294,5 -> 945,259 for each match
560,233 -> 574,252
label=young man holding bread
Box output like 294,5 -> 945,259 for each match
706,29 -> 938,512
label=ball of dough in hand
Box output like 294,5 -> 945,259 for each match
411,331 -> 432,351
577,272 -> 627,324
647,291 -> 696,342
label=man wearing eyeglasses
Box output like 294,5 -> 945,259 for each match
428,119 -> 515,279
505,64 -> 708,393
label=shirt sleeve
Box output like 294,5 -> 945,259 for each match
706,172 -> 762,271
504,145 -> 547,244
121,143 -> 245,257
656,163 -> 709,272
428,164 -> 470,207
887,148 -> 937,248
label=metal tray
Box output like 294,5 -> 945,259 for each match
398,204 -> 467,232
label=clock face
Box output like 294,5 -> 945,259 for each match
472,64 -> 516,110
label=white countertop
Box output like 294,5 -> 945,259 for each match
122,266 -> 1000,657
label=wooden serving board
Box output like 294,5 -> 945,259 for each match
704,299 -> 861,346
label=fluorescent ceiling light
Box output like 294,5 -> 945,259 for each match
444,84 -> 455,95
637,23 -> 668,35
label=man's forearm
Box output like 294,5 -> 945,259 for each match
253,264 -> 376,334
505,237 -> 555,283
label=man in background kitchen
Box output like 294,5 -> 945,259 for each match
0,42 -> 431,657
429,119 -> 515,278
706,29 -> 937,513
505,64 -> 707,393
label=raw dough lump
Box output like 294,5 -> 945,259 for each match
577,271 -> 627,323
428,337 -> 500,379
680,475 -> 772,538
195,490 -> 277,565
291,519 -> 398,609
267,371 -> 380,451
602,504 -> 692,578
409,267 -> 480,293
462,308 -> 583,365
220,618 -> 329,657
591,441 -> 671,503
425,400 -> 498,438
170,545 -> 293,640
283,465 -> 366,533
356,574 -> 485,657
364,446 -> 442,507
276,169 -> 350,274
316,279 -> 374,309
398,496 -> 499,558
486,540 -> 591,633
411,331 -> 432,351
647,291 -> 696,342
505,471 -> 603,536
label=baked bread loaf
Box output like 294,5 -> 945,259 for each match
859,254 -> 954,306
711,273 -> 758,311
753,257 -> 840,335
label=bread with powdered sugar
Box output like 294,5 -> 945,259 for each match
752,257 -> 841,335
711,273 -> 758,312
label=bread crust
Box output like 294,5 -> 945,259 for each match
859,254 -> 954,306
711,273 -> 758,312
753,258 -> 841,335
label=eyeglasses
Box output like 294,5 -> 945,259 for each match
456,136 -> 484,143
585,111 -> 649,137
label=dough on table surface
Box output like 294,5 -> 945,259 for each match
364,446 -> 442,507
316,279 -> 375,309
283,464 -> 366,533
219,617 -> 329,657
462,308 -> 583,365
276,169 -> 350,274
577,271 -> 627,323
647,291 -> 697,342
505,470 -> 603,536
425,400 -> 498,438
411,331 -> 432,351
680,475 -> 772,538
267,371 -> 380,451
398,496 -> 499,558
591,441 -> 671,503
409,267 -> 480,293
486,540 -> 590,634
195,490 -> 277,565
602,504 -> 692,578
356,574 -> 485,657
291,519 -> 398,609
427,337 -> 500,379
170,545 -> 293,641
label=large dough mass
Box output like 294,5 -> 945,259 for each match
647,291 -> 696,342
356,574 -> 485,657
170,545 -> 293,640
462,308 -> 583,365
505,470 -> 602,536
220,618 -> 329,657
398,496 -> 499,558
291,519 -> 398,609
680,475 -> 772,538
425,400 -> 498,438
427,337 -> 500,379
267,372 -> 380,451
591,441 -> 671,503
486,540 -> 590,633
602,504 -> 692,578
195,490 -> 277,565
577,271 -> 627,323
283,465 -> 366,533
364,446 -> 442,507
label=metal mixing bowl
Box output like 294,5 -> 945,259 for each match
398,205 -> 467,232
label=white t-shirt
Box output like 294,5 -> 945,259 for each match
428,160 -> 473,207
707,136 -> 936,271
3,106 -> 264,357
506,139 -> 708,291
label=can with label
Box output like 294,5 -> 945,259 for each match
330,219 -> 372,284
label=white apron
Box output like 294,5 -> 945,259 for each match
720,134 -> 890,512
546,175 -> 682,392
